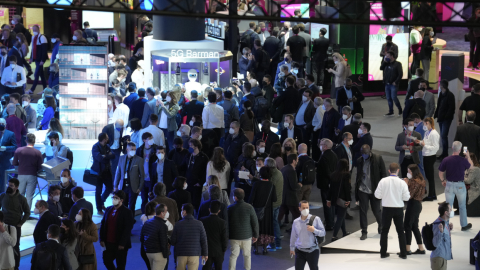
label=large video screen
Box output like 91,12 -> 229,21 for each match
82,11 -> 114,29
280,4 -> 310,18
310,24 -> 329,39
368,2 -> 410,81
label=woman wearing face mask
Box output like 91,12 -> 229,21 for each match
401,164 -> 426,255
190,114 -> 203,128
248,166 -> 276,255
158,91 -> 180,152
282,138 -> 297,165
326,159 -> 352,242
59,169 -> 77,216
239,100 -> 255,142
47,185 -> 63,217
167,176 -> 192,218
44,118 -> 64,160
327,53 -> 348,89
70,30 -> 88,45
416,117 -> 440,201
74,208 -> 98,270
206,147 -> 231,195
60,218 -> 79,270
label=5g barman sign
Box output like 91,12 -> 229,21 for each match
170,50 -> 220,58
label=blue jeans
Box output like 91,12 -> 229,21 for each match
445,181 -> 468,227
272,206 -> 281,248
385,84 -> 402,113
161,128 -> 174,152
95,172 -> 113,211
438,120 -> 452,157
417,151 -> 426,179
30,61 -> 47,91
110,148 -> 121,182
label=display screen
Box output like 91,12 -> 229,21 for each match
280,4 -> 310,18
310,24 -> 329,39
82,11 -> 114,29
368,2 -> 410,81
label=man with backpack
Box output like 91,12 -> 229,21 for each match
30,224 -> 72,270
218,90 -> 239,137
295,144 -> 315,201
429,202 -> 453,270
240,22 -> 259,55
253,39 -> 270,88
403,90 -> 426,121
82,21 -> 98,44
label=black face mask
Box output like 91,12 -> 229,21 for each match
419,87 -> 426,91
1,100 -> 5,106
0,52 -> 5,56
285,146 -> 292,151
175,147 -> 183,152
386,41 -> 392,45
0,125 -> 5,131
6,187 -> 14,194
345,86 -> 351,90
60,227 -> 66,235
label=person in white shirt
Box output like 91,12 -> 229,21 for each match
138,113 -> 165,147
374,162 -> 410,259
131,60 -> 145,89
1,55 -> 25,96
202,91 -> 224,139
110,95 -> 130,126
416,117 -> 440,201
258,22 -> 270,45
0,211 -> 17,270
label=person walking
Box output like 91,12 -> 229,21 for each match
381,51 -> 403,116
60,218 -> 79,270
74,208 -> 98,270
199,200 -> 228,270
264,157 -> 283,251
140,203 -> 169,270
33,200 -> 61,244
278,154 -> 302,231
30,224 -> 72,270
375,162 -> 410,259
327,159 -> 351,241
431,202 -> 453,270
434,80 -> 456,160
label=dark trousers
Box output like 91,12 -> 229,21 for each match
438,120 -> 452,157
31,60 -> 47,91
470,36 -> 480,66
9,223 -> 21,269
424,155 -> 437,198
411,53 -> 421,75
203,254 -> 224,270
314,59 -> 326,86
278,204 -> 301,224
400,157 -> 415,178
111,149 -> 121,182
311,129 -> 321,162
103,242 -> 128,270
404,199 -> 423,245
141,181 -> 154,213
160,128 -> 174,152
298,124 -> 313,156
123,187 -> 139,215
95,173 -> 113,211
358,191 -> 382,234
269,60 -> 279,79
187,185 -> 203,211
333,204 -> 347,237
0,84 -> 23,97
212,127 -> 224,140
320,188 -> 334,228
380,207 -> 407,256
294,248 -> 319,270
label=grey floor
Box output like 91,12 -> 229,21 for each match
19,96 -> 447,269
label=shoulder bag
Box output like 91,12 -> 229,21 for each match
254,183 -> 273,221
83,151 -> 97,186
336,175 -> 347,208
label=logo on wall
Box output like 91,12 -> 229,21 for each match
215,67 -> 225,75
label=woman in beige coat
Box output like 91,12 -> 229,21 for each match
327,53 -> 349,88
74,209 -> 98,270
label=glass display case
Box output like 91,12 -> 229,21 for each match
57,45 -> 108,139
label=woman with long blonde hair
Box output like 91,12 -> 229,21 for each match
327,52 -> 349,88
282,137 -> 297,165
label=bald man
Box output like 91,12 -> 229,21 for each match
102,119 -> 126,182
6,103 -> 26,147
0,117 -> 16,193
295,143 -> 316,201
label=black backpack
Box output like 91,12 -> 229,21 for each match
60,145 -> 74,169
308,215 -> 325,245
84,29 -> 97,45
240,31 -> 255,52
422,220 -> 445,251
253,95 -> 269,119
301,158 -> 316,185
34,242 -> 57,270
409,99 -> 426,119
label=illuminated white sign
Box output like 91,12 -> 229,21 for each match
171,50 -> 220,58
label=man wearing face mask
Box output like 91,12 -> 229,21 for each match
336,78 -> 365,117
47,185 -> 63,217
27,25 -> 48,95
273,65 -> 290,96
381,51 -> 403,116
256,140 -> 268,159
395,118 -> 423,178
430,202 -> 454,269
169,137 -> 189,167
150,146 -> 178,199
140,203 -> 170,270
380,36 -> 398,64
180,139 -> 209,210
438,141 -> 473,231
275,52 -> 292,82
0,178 -> 30,269
48,132 -> 67,159
253,120 -> 279,153
355,144 -> 386,240
0,118 -> 16,193
50,33 -> 62,64
352,123 -> 373,167
1,55 -> 26,96
91,133 -> 115,215
335,106 -> 353,143
224,121 -> 249,166
239,47 -> 255,80
274,76 -> 302,134
99,190 -> 135,270
334,132 -> 354,173
136,132 -> 158,211
68,186 -> 94,221
33,200 -> 61,244
280,114 -> 303,147
6,40 -> 25,69
114,143 -> 145,215
375,163 -> 410,259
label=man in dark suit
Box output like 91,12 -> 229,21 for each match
200,200 -> 228,270
306,74 -> 320,97
278,154 -> 302,230
31,224 -> 72,270
82,21 -> 98,43
280,114 -> 303,145
340,113 -> 362,147
136,132 -> 158,211
7,41 -> 24,68
99,190 -> 135,270
352,122 -> 373,167
102,119 -> 125,182
355,144 -> 386,240
224,121 -> 249,169
91,132 -> 116,215
334,132 -> 354,172
239,82 -> 255,116
316,139 -> 337,230
130,88 -> 148,121
151,146 -> 179,196
263,28 -> 282,78
403,90 -> 426,121
405,68 -> 424,101
68,186 -> 94,221
311,27 -> 330,87
253,120 -> 280,154
181,90 -> 204,124
0,119 -> 16,193
33,200 -> 61,244
320,98 -> 341,141
274,76 -> 301,133
335,106 -> 353,143
141,88 -> 157,128
336,79 -> 365,116
123,83 -> 138,109
274,51 -> 293,82
454,110 -> 480,158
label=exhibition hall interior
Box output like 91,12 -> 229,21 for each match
1,0 -> 480,270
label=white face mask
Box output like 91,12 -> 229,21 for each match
283,122 -> 289,128
229,128 -> 235,134
34,208 -> 40,215
256,166 -> 261,172
11,20 -> 15,25
22,101 -> 29,107
33,31 -> 38,36
259,147 -> 265,153
302,96 -> 308,102
183,183 -> 188,190
147,139 -> 154,146
112,198 -> 120,206
189,120 -> 194,126
423,125 -> 428,131
334,60 -> 339,64
348,139 -> 354,145
279,72 -> 285,77
10,63 -> 15,68
51,38 -> 56,44
129,150 -> 136,157
320,145 -> 324,152
61,177 -> 69,184
164,211 -> 170,220
358,128 -> 363,135
198,135 -> 202,140
430,31 -> 434,37
408,126 -> 414,132
177,131 -> 182,137
166,96 -> 172,102
107,100 -> 112,105
342,114 -> 348,120
292,69 -> 299,74
72,36 -> 78,41
449,210 -> 454,218
407,173 -> 412,179
75,214 -> 82,222
322,105 -> 326,110
301,209 -> 309,216
157,153 -> 164,160
252,151 -> 257,157
53,195 -> 60,202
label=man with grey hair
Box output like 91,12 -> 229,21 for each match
265,157 -> 284,251
316,138 -> 337,230
274,64 -> 291,94
320,98 -> 341,141
336,106 -> 353,140
5,103 -> 25,149
438,141 -> 473,231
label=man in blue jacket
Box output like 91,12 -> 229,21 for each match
239,47 -> 255,80
123,83 -> 138,109
68,186 -> 94,221
50,33 -> 62,64
140,203 -> 169,269
274,51 -> 293,82
90,132 -> 115,215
